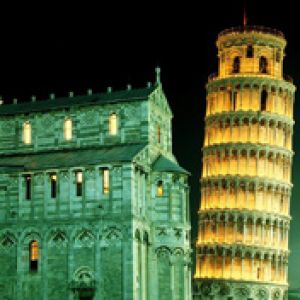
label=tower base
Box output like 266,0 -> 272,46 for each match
193,279 -> 288,300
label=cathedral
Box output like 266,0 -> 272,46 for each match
194,26 -> 295,299
0,69 -> 192,300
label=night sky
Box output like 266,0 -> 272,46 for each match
0,1 -> 299,289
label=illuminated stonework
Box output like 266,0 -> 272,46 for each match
194,26 -> 295,300
0,69 -> 192,300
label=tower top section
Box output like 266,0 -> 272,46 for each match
212,25 -> 290,81
217,25 -> 286,50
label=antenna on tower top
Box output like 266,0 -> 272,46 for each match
243,0 -> 248,27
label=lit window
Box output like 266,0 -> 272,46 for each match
157,180 -> 163,197
23,122 -> 31,144
109,113 -> 118,135
25,174 -> 32,200
30,241 -> 38,272
76,171 -> 83,197
103,168 -> 109,194
50,174 -> 57,199
64,118 -> 72,141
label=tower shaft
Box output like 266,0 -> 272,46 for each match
194,26 -> 295,300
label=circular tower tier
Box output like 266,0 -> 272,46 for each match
194,26 -> 295,300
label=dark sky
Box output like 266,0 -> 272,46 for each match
0,0 -> 299,289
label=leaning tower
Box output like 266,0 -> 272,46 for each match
194,26 -> 295,300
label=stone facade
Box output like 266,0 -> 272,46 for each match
194,26 -> 295,300
0,69 -> 192,300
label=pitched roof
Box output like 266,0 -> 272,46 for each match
0,143 -> 146,171
0,86 -> 157,116
152,155 -> 189,175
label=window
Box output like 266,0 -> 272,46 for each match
259,56 -> 268,73
109,113 -> 118,135
246,45 -> 254,58
25,174 -> 32,200
280,194 -> 284,210
232,56 -> 240,73
23,121 -> 31,144
103,168 -> 109,194
232,92 -> 237,111
157,125 -> 161,144
257,267 -> 261,279
261,90 -> 268,111
50,174 -> 57,199
76,171 -> 83,197
64,118 -> 72,141
30,241 -> 38,272
157,180 -> 163,197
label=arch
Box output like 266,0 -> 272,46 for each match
143,231 -> 150,245
232,56 -> 241,73
48,230 -> 68,247
232,91 -> 238,111
21,229 -> 42,245
261,90 -> 268,111
173,247 -> 185,257
74,266 -> 95,282
71,266 -> 96,292
135,229 -> 141,241
156,246 -> 171,258
0,231 -> 17,249
259,56 -> 268,73
102,226 -> 122,242
74,228 -> 95,247
246,45 -> 254,58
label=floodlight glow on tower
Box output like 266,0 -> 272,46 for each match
194,25 -> 295,300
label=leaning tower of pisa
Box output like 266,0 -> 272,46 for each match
194,26 -> 295,300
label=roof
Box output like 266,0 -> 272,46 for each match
152,155 -> 189,175
0,85 -> 157,116
0,143 -> 146,171
218,25 -> 285,39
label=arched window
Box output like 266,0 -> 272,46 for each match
157,125 -> 161,144
50,173 -> 57,199
76,171 -> 83,197
246,45 -> 254,58
157,180 -> 163,197
25,174 -> 32,200
232,92 -> 238,111
102,168 -> 109,194
30,240 -> 38,272
23,121 -> 31,144
232,57 -> 240,73
259,56 -> 268,73
109,113 -> 118,135
261,90 -> 268,111
64,118 -> 72,141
